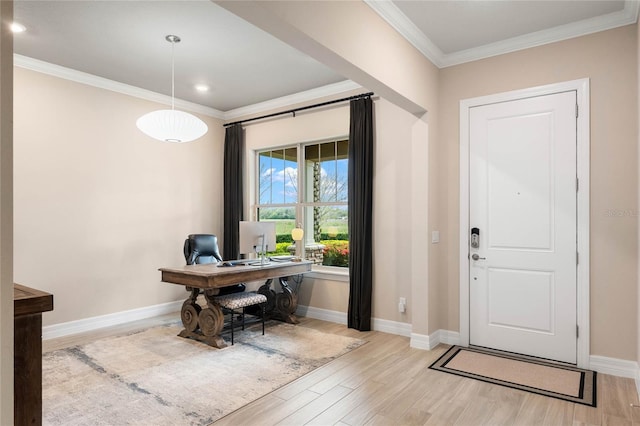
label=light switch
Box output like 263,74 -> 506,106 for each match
432,231 -> 440,243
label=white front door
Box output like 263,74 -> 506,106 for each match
469,91 -> 577,364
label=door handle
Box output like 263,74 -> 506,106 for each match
471,253 -> 486,261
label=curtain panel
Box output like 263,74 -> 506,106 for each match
347,97 -> 374,331
223,124 -> 244,260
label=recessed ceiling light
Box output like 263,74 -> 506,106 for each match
195,84 -> 209,93
10,22 -> 26,33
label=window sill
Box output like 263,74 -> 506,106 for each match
307,266 -> 349,282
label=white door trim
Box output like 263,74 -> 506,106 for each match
459,79 -> 590,368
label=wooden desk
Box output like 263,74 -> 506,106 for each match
160,260 -> 312,348
14,284 -> 54,426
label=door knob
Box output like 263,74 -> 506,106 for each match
471,253 -> 486,261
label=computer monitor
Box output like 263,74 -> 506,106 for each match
239,221 -> 277,263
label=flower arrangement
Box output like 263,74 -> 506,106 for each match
321,240 -> 349,267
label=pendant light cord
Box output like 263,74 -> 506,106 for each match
165,34 -> 180,111
171,38 -> 175,111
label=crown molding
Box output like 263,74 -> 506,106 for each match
222,80 -> 362,121
442,1 -> 640,67
366,0 -> 640,69
364,0 -> 445,67
14,55 -> 362,122
14,54 -> 225,119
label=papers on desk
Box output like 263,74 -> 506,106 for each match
269,256 -> 294,262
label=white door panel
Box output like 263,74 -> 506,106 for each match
469,91 -> 577,363
487,268 -> 554,333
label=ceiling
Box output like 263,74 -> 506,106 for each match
12,0 -> 639,117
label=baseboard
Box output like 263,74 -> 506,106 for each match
432,329 -> 462,347
372,317 -> 412,337
43,300 -> 182,340
410,329 -> 462,350
297,306 -> 640,382
589,355 -> 639,379
57,301 -> 637,382
296,304 -> 411,336
409,333 -> 432,350
296,305 -> 347,325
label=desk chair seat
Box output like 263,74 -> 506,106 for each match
183,234 -> 245,295
214,292 -> 267,345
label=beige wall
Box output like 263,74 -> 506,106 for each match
11,13 -> 638,362
438,25 -> 638,360
241,97 -> 423,324
13,67 -> 225,326
637,21 -> 640,369
219,0 -> 438,335
216,0 -> 438,116
0,1 -> 13,421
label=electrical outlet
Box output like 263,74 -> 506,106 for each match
398,297 -> 407,313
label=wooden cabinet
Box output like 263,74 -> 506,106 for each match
14,284 -> 53,426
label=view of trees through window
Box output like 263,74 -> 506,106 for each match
257,140 -> 349,267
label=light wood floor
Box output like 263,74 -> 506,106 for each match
44,315 -> 640,426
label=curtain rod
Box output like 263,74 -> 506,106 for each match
223,92 -> 374,128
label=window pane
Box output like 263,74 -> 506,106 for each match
305,144 -> 319,162
319,142 -> 337,202
259,151 -> 272,204
304,144 -> 319,203
303,205 -> 348,268
282,148 -> 298,203
271,150 -> 285,203
304,141 -> 349,203
258,207 -> 296,255
259,148 -> 297,204
337,140 -> 348,202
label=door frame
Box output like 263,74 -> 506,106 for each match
459,79 -> 590,368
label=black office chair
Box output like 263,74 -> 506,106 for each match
183,234 -> 245,295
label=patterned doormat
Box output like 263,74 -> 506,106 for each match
429,345 -> 596,407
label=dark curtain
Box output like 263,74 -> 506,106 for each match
347,97 -> 374,331
223,124 -> 244,260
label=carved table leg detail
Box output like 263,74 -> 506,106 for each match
198,306 -> 224,337
275,277 -> 299,324
177,287 -> 227,348
181,300 -> 201,332
257,279 -> 277,313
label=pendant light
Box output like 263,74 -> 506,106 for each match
136,35 -> 208,143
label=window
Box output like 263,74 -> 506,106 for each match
257,139 -> 349,268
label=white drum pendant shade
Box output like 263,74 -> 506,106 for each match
136,109 -> 208,143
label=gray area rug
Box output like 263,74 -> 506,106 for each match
43,321 -> 366,425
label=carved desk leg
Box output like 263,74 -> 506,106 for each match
178,287 -> 227,348
256,277 -> 299,324
276,277 -> 299,324
257,279 -> 277,316
180,287 -> 201,332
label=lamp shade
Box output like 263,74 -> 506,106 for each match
136,109 -> 208,143
291,227 -> 304,241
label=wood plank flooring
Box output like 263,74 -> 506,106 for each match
43,315 -> 640,425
